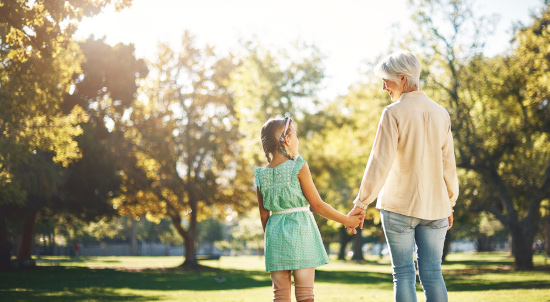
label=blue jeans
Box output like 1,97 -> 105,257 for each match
380,209 -> 449,302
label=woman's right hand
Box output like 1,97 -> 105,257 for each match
345,213 -> 364,229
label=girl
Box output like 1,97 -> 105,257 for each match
254,116 -> 363,302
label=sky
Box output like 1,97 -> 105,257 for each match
75,0 -> 544,100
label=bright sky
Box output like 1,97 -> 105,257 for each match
75,0 -> 543,99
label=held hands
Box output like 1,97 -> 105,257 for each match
345,205 -> 366,234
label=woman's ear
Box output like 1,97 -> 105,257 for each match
400,74 -> 407,85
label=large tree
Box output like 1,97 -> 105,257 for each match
0,0 -> 132,61
8,36 -> 146,266
0,0 -> 134,270
409,0 -> 550,269
116,32 -> 248,269
0,39 -> 87,269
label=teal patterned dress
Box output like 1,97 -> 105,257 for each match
254,156 -> 330,272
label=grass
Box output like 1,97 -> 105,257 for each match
0,252 -> 549,301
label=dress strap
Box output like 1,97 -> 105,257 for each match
272,205 -> 310,215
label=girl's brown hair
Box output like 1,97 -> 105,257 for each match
260,117 -> 292,163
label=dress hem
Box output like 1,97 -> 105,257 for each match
265,259 -> 329,272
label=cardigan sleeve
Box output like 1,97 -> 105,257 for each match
442,122 -> 459,206
353,107 -> 399,208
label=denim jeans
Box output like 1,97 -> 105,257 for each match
380,209 -> 449,302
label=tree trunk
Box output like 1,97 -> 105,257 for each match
337,226 -> 352,260
475,236 -> 493,252
182,232 -> 199,269
510,226 -> 535,270
351,231 -> 364,261
130,218 -> 137,256
169,201 -> 200,270
442,230 -> 452,262
545,212 -> 550,257
509,233 -> 514,257
182,198 -> 199,269
17,211 -> 38,266
50,232 -> 56,256
0,211 -> 11,271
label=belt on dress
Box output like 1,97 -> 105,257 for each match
272,205 -> 310,215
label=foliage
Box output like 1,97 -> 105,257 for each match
230,217 -> 264,251
231,40 -> 325,168
407,0 -> 550,268
115,31 -> 246,267
198,218 -> 224,244
304,74 -> 391,241
55,37 -> 147,222
0,0 -> 132,61
0,0 -> 136,270
0,40 -> 88,207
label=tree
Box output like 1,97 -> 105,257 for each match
0,0 -> 134,271
231,40 -> 325,168
0,0 -> 132,61
0,40 -> 88,269
13,36 -> 146,265
409,0 -> 550,269
116,32 -> 247,269
59,36 -> 148,221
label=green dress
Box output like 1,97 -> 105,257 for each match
254,156 -> 330,272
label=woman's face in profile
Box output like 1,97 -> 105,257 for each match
382,78 -> 403,101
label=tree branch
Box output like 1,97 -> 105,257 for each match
469,203 -> 508,227
527,161 -> 550,222
488,168 -> 518,226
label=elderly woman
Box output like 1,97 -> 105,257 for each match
348,51 -> 459,302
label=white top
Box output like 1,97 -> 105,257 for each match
353,91 -> 459,220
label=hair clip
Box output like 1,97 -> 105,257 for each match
276,134 -> 285,143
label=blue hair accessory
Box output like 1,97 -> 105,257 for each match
276,134 -> 285,143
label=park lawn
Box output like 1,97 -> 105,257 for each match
0,252 -> 548,301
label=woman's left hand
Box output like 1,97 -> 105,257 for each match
447,213 -> 454,230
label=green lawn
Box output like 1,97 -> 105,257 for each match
1,252 -> 549,301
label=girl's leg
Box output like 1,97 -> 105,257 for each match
293,267 -> 315,302
270,270 -> 292,302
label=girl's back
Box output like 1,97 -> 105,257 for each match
254,157 -> 308,211
254,156 -> 329,272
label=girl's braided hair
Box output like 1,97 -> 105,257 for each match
260,117 -> 292,163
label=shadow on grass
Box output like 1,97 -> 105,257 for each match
444,259 -> 513,267
444,267 -> 550,292
2,263 -> 550,300
0,266 -> 272,301
316,269 -> 391,285
34,257 -> 123,265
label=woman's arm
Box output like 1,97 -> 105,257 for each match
298,163 -> 362,228
257,187 -> 270,232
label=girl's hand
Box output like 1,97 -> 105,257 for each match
345,213 -> 364,229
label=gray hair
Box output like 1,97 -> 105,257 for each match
374,50 -> 421,88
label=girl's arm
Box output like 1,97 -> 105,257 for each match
257,187 -> 270,232
298,163 -> 362,228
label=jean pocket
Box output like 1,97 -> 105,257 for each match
426,217 -> 449,229
386,211 -> 413,233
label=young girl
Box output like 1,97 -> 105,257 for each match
254,116 -> 363,302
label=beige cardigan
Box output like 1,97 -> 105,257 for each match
353,91 -> 459,220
